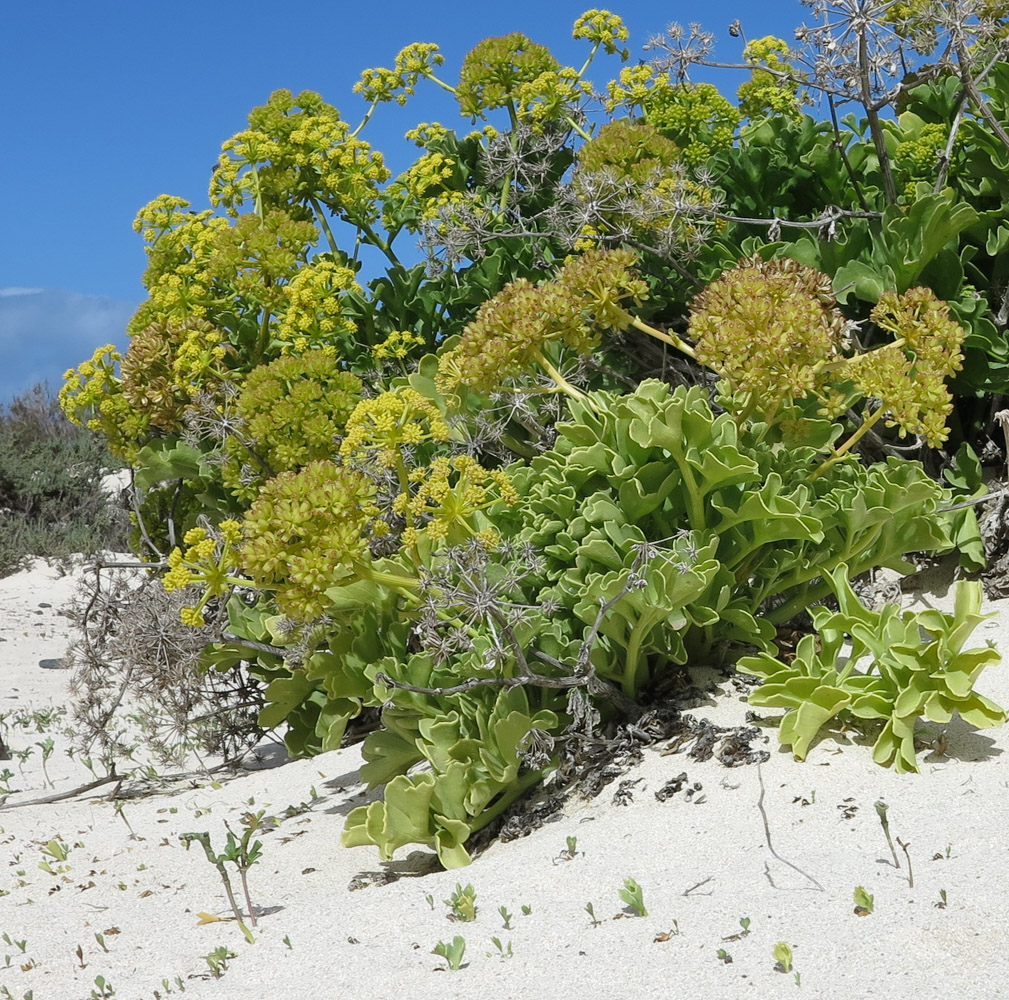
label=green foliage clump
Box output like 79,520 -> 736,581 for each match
0,384 -> 127,577
59,5 -> 1009,871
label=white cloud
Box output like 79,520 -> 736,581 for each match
0,287 -> 44,297
0,289 -> 137,404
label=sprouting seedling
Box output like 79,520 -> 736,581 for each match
283,934 -> 293,950
739,916 -> 750,936
619,877 -> 648,917
40,838 -> 70,862
874,800 -> 900,868
520,904 -> 532,916
35,738 -> 54,788
1,934 -> 27,953
773,941 -> 794,973
0,769 -> 17,796
426,894 -> 435,911
432,936 -> 466,971
180,824 -> 261,943
444,883 -> 477,922
487,937 -> 513,960
853,885 -> 874,915
716,947 -> 732,964
498,905 -> 512,929
897,837 -> 914,888
555,835 -> 579,862
935,888 -> 948,909
203,946 -> 235,979
585,902 -> 602,927
90,975 -> 115,998
94,933 -> 109,953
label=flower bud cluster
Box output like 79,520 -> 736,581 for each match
372,329 -> 426,361
894,122 -> 960,199
121,317 -> 233,434
382,151 -> 465,232
513,69 -> 593,132
847,287 -> 965,446
240,461 -> 380,621
340,387 -> 451,469
606,67 -> 739,165
689,256 -> 846,407
223,350 -> 362,498
436,249 -> 646,394
456,33 -> 560,118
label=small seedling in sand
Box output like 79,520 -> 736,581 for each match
95,932 -> 109,953
90,975 -> 115,998
425,894 -> 435,910
487,937 -> 513,960
432,936 -> 466,971
716,948 -> 733,964
935,889 -> 948,909
203,946 -> 235,979
585,903 -> 602,927
773,941 -> 794,973
897,837 -> 914,888
283,934 -> 293,950
2,933 -> 27,953
520,904 -> 532,916
444,883 -> 477,922
498,905 -> 513,929
35,738 -> 54,788
180,816 -> 263,944
0,769 -> 17,796
555,835 -> 579,863
619,878 -> 648,917
853,886 -> 874,916
76,943 -> 87,969
723,916 -> 751,941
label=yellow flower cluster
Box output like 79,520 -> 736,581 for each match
355,43 -> 445,105
847,287 -> 965,447
513,69 -> 593,131
163,521 -> 244,627
397,455 -> 519,547
737,36 -> 804,121
340,388 -> 451,468
210,90 -> 390,224
689,256 -> 846,410
382,151 -> 465,231
456,32 -> 560,118
240,461 -> 380,620
436,249 -> 647,395
373,329 -> 426,361
223,349 -> 363,498
572,9 -> 630,58
277,259 -> 362,352
405,122 -> 451,147
60,345 -> 147,459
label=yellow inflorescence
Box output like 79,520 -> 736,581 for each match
340,388 -> 451,468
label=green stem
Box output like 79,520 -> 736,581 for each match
622,613 -> 660,697
577,41 -> 601,80
629,316 -> 697,359
309,197 -> 340,256
808,406 -> 885,482
468,769 -> 547,834
533,348 -> 592,403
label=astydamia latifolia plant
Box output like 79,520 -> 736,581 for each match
59,5 -> 1007,867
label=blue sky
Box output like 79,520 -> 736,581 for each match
1,0 -> 806,406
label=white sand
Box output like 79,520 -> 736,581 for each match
2,557 -> 1009,999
